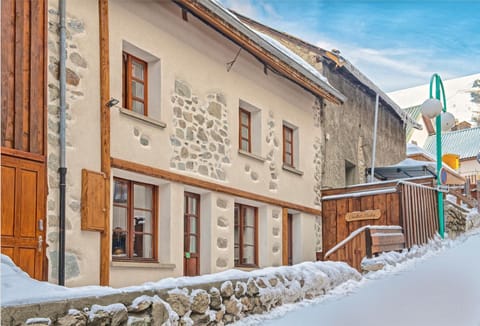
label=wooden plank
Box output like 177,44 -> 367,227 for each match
14,0 -> 29,151
370,228 -> 403,235
373,194 -> 387,225
371,243 -> 405,254
19,168 -> 37,238
29,0 -> 45,155
99,0 -> 111,286
281,207 -> 288,265
336,199 -> 349,262
81,169 -> 106,231
1,0 -> 16,148
322,200 -> 337,257
345,209 -> 381,222
1,165 -> 16,237
111,157 -> 322,216
371,234 -> 405,246
360,195 -> 374,212
0,147 -> 45,163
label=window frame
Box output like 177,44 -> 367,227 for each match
234,203 -> 258,268
283,125 -> 294,167
239,108 -> 252,153
112,177 -> 158,262
184,192 -> 200,257
122,51 -> 148,116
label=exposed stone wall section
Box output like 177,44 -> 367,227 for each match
357,136 -> 367,184
271,210 -> 281,263
215,197 -> 230,270
315,216 -> 322,252
46,7 -> 86,281
170,80 -> 231,181
6,263 -> 361,326
446,202 -> 480,238
266,110 -> 280,192
313,137 -> 323,207
312,97 -> 323,128
244,163 -> 260,183
132,127 -> 151,148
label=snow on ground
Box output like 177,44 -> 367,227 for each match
234,228 -> 480,326
0,254 -> 357,307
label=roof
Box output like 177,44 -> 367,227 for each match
404,105 -> 422,141
231,11 -> 421,130
388,73 -> 480,127
423,127 -> 480,160
174,0 -> 346,104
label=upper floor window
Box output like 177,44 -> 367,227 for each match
234,203 -> 258,267
239,108 -> 251,152
283,125 -> 294,167
123,52 -> 148,116
112,178 -> 157,261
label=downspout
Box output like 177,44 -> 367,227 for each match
370,93 -> 379,183
58,0 -> 67,286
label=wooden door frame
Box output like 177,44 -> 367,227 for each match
183,192 -> 200,276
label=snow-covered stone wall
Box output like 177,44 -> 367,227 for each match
1,257 -> 360,326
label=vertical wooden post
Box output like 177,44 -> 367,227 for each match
281,208 -> 288,265
99,0 -> 111,286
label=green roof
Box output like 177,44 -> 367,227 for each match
423,127 -> 480,159
403,105 -> 422,142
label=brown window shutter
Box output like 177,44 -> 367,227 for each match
81,169 -> 106,231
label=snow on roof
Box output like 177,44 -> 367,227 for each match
388,73 -> 480,126
196,0 -> 346,103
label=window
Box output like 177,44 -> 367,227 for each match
239,108 -> 251,152
234,203 -> 258,267
345,160 -> 356,186
112,178 -> 157,260
123,52 -> 148,116
283,125 -> 294,167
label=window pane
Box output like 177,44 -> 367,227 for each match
134,210 -> 152,233
132,60 -> 144,80
189,235 -> 197,253
113,181 -> 128,204
241,126 -> 249,139
234,246 -> 239,264
189,216 -> 197,234
285,153 -> 292,165
244,207 -> 255,227
286,143 -> 292,153
132,80 -> 144,99
188,197 -> 198,214
112,204 -> 128,257
134,184 -> 152,209
241,111 -> 249,125
133,233 -> 153,258
242,245 -> 255,264
285,129 -> 292,141
113,206 -> 128,230
243,227 -> 254,246
241,139 -> 249,151
132,100 -> 144,115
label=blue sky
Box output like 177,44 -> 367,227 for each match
220,0 -> 480,92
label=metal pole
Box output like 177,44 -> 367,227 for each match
432,74 -> 445,238
58,0 -> 67,285
370,93 -> 379,183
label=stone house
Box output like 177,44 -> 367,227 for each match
1,0 -> 411,288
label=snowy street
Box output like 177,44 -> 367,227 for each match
237,230 -> 480,326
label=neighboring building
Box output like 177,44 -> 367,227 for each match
388,73 -> 480,146
1,0 -> 410,288
423,127 -> 480,179
235,13 -> 417,188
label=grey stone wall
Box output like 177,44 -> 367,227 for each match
2,263 -> 361,326
46,7 -> 87,281
169,80 -> 231,181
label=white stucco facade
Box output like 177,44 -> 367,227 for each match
46,0 -> 325,287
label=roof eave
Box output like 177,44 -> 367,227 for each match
173,0 -> 346,104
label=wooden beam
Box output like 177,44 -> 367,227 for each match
99,0 -> 111,286
282,208 -> 288,265
111,157 -> 322,216
174,0 -> 342,105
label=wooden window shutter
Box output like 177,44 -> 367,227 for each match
81,169 -> 106,231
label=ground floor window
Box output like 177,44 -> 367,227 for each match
112,178 -> 157,260
234,203 -> 258,267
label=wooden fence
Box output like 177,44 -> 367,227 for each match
321,177 -> 438,270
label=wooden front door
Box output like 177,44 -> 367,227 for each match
1,154 -> 46,280
287,213 -> 293,265
184,192 -> 200,276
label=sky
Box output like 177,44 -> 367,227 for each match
219,0 -> 480,92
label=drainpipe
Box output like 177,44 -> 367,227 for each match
370,93 -> 379,183
58,0 -> 67,286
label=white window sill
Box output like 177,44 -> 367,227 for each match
238,149 -> 266,163
111,260 -> 176,270
282,164 -> 304,176
119,107 -> 167,129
